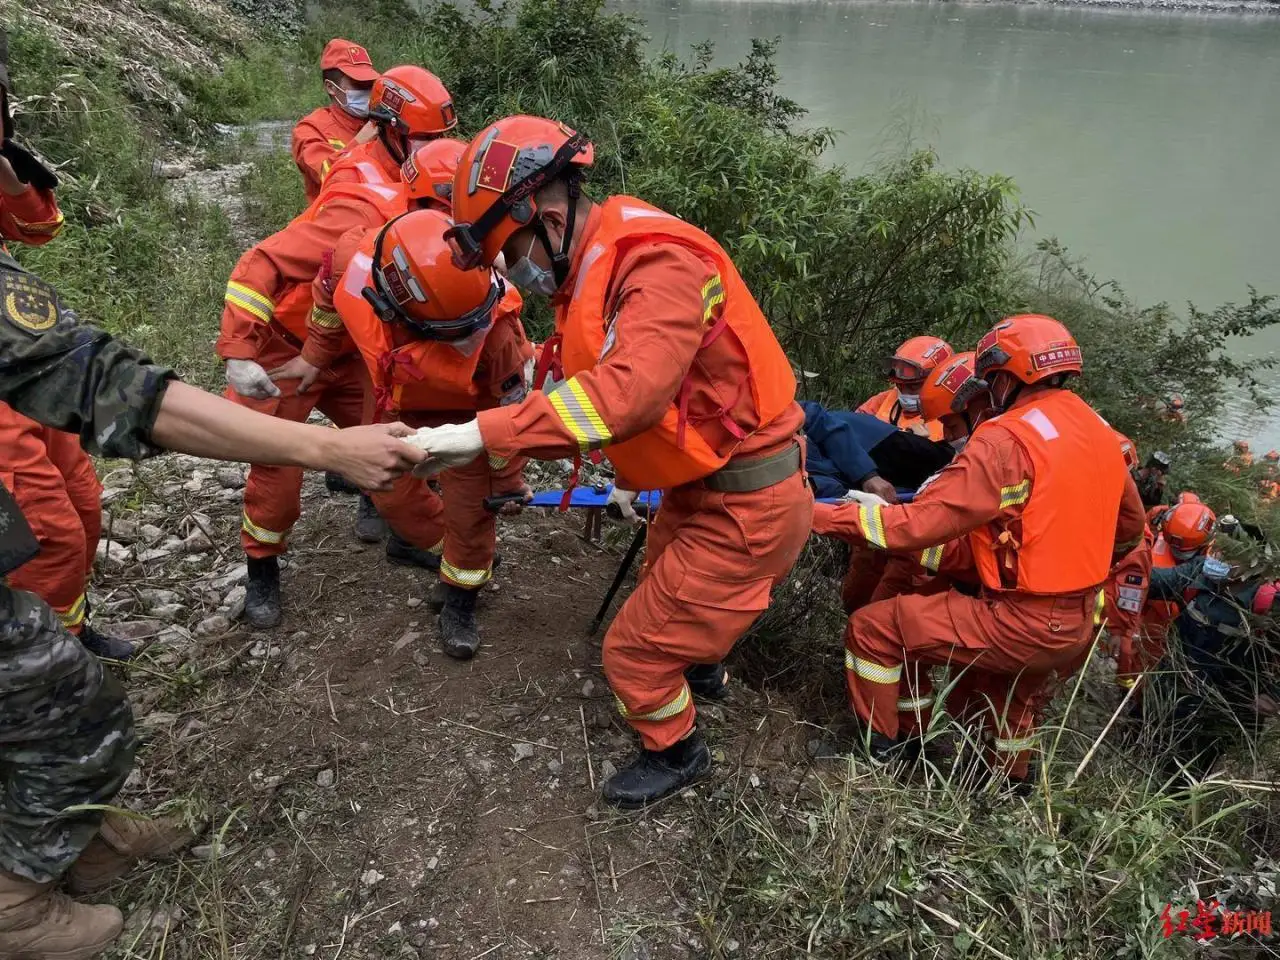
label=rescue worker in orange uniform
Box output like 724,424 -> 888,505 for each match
856,336 -> 953,441
291,39 -> 381,202
1225,439 -> 1253,473
408,115 -> 812,807
299,166 -> 535,660
218,69 -> 457,629
1119,500 -> 1217,686
815,315 -> 1146,781
1096,432 -> 1154,686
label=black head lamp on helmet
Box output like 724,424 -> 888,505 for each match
360,210 -> 503,344
446,115 -> 596,293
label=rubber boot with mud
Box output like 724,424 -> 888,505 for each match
438,584 -> 480,660
66,812 -> 200,896
601,728 -> 712,809
684,663 -> 730,700
244,556 -> 282,629
353,495 -> 387,544
77,625 -> 135,662
385,533 -> 441,572
0,870 -> 122,960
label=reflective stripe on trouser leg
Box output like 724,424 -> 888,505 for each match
615,684 -> 692,723
896,661 -> 934,736
438,454 -> 499,590
843,638 -> 904,740
440,558 -> 491,588
56,593 -> 88,634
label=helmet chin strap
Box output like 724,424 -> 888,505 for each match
379,125 -> 408,165
532,177 -> 582,289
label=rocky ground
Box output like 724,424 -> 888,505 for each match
92,449 -> 833,960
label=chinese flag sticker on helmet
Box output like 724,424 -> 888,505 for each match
477,140 -> 520,193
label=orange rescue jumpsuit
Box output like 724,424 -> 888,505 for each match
857,388 -> 944,441
1117,533 -> 1184,683
217,179 -> 405,557
303,228 -> 532,587
815,389 -> 1141,776
291,104 -> 366,202
474,197 -> 813,751
321,139 -> 402,190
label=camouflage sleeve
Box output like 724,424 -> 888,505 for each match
0,261 -> 177,459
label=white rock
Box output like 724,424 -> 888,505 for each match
581,679 -> 596,698
210,563 -> 248,590
406,597 -> 422,608
95,539 -> 132,566
426,856 -> 439,870
182,478 -> 204,493
148,904 -> 186,932
391,632 -> 419,655
302,946 -> 317,957
360,869 -> 385,887
316,768 -> 335,788
216,467 -> 246,489
250,641 -> 267,658
221,585 -> 247,620
150,603 -> 186,620
388,921 -> 402,935
99,486 -> 129,505
139,523 -> 165,543
156,625 -> 194,647
139,588 -> 180,606
192,840 -> 232,860
196,614 -> 232,637
599,759 -> 617,781
512,742 -> 536,762
183,530 -> 213,553
136,547 -> 174,564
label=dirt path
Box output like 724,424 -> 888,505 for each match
97,456 -> 814,960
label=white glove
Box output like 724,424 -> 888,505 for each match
840,488 -> 889,507
523,354 -> 537,389
225,359 -> 281,400
404,421 -> 485,476
607,486 -> 641,524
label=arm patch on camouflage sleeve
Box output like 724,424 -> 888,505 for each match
0,269 -> 60,335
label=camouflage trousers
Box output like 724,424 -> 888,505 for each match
0,583 -> 136,883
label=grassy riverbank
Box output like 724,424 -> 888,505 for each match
5,0 -> 1280,956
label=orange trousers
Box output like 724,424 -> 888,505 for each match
1106,539 -> 1156,684
841,544 -> 887,614
604,469 -> 813,751
846,586 -> 1100,778
0,405 -> 101,634
226,333 -> 368,558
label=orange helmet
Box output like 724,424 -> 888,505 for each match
1116,432 -> 1140,471
919,351 -> 985,422
369,66 -> 457,162
884,336 -> 953,387
362,209 -> 502,341
402,138 -> 467,211
1168,393 -> 1185,410
1174,491 -> 1202,505
1266,450 -> 1280,463
1233,439 -> 1251,454
448,115 -> 595,273
975,314 -> 1082,386
1162,501 -> 1217,558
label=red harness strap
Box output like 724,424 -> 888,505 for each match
374,350 -> 424,420
674,314 -> 750,450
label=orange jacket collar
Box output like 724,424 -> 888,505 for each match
552,201 -> 604,307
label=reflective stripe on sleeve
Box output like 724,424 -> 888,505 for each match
920,544 -> 944,572
547,377 -> 612,452
488,454 -> 510,470
225,282 -> 275,324
999,480 -> 1031,508
701,274 -> 725,324
310,306 -> 343,329
859,502 -> 887,549
615,684 -> 692,722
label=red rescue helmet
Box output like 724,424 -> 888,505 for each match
1266,450 -> 1280,464
369,66 -> 457,162
362,209 -> 503,342
1116,432 -> 1140,471
448,115 -> 595,272
883,336 -> 953,387
402,138 -> 467,211
975,314 -> 1083,386
919,351 -> 984,422
1233,439 -> 1251,455
1174,491 -> 1202,505
1163,502 -> 1217,559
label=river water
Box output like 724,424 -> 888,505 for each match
614,0 -> 1280,445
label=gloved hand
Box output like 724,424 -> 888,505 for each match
841,488 -> 889,507
225,359 -> 282,400
523,354 -> 537,389
405,420 -> 485,476
861,474 -> 900,504
606,486 -> 641,524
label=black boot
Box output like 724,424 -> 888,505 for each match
386,533 -> 442,571
244,556 -> 282,629
439,584 -> 480,659
685,663 -> 730,700
354,495 -> 387,543
78,624 -> 136,661
601,729 -> 712,809
324,472 -> 360,496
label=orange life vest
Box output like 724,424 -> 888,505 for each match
969,390 -> 1126,595
869,389 -> 945,441
323,140 -> 398,188
553,195 -> 796,489
1142,535 -> 1183,637
334,233 -> 524,417
270,179 -> 408,342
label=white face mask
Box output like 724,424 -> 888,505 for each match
507,232 -> 558,297
450,320 -> 493,358
329,82 -> 371,119
896,389 -> 922,415
949,436 -> 968,453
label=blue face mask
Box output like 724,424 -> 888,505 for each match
507,233 -> 559,297
338,87 -> 371,119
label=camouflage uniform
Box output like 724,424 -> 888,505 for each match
0,247 -> 175,882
